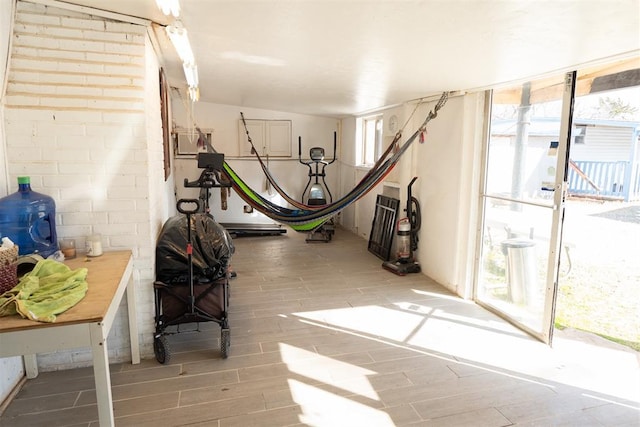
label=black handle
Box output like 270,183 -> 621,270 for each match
177,199 -> 200,214
327,131 -> 337,164
184,169 -> 231,189
334,131 -> 337,154
298,136 -> 306,165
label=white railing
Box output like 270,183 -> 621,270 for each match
568,160 -> 640,201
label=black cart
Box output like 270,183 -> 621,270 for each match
153,199 -> 233,363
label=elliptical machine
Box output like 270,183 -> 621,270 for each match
298,132 -> 337,242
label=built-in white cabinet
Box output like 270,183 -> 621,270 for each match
238,119 -> 292,157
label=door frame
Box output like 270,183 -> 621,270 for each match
473,71 -> 576,344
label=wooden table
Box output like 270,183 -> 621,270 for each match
0,250 -> 140,426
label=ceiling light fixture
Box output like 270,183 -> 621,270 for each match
183,62 -> 199,88
156,0 -> 180,17
165,22 -> 194,64
188,86 -> 200,102
183,63 -> 200,101
165,19 -> 200,102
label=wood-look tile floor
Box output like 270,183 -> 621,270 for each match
1,227 -> 638,426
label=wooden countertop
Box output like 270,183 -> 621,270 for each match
0,250 -> 133,333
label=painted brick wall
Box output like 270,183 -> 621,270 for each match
3,1 -> 164,370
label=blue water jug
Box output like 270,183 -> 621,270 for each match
0,176 -> 59,257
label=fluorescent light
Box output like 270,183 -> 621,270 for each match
183,62 -> 198,88
156,0 -> 180,17
166,22 -> 194,64
183,62 -> 199,101
166,20 -> 200,102
188,86 -> 200,102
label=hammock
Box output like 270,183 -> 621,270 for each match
221,92 -> 449,231
241,114 -> 404,212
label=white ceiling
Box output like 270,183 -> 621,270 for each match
58,0 -> 639,117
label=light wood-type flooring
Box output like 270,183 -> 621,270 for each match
1,227 -> 638,426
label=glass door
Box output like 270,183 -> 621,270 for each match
476,72 -> 575,343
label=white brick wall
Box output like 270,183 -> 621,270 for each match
3,1 -> 167,371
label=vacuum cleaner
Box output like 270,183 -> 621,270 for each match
383,177 -> 421,275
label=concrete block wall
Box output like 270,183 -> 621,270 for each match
3,1 -> 163,370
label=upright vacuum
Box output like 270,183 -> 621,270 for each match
383,177 -> 421,275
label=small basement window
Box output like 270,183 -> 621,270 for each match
360,115 -> 383,166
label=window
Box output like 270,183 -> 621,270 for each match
361,115 -> 383,166
572,124 -> 587,145
174,128 -> 213,156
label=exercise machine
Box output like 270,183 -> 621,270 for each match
187,152 -> 285,238
299,132 -> 337,242
184,152 -> 232,215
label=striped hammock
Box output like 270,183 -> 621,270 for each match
219,92 -> 448,232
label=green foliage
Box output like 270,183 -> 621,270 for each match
598,96 -> 639,120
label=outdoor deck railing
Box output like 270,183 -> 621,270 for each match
568,160 -> 640,201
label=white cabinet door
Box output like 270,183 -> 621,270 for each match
239,119 -> 291,157
266,120 -> 292,157
239,120 -> 264,156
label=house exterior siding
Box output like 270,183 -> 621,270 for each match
571,126 -> 634,162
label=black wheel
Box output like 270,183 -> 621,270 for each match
220,328 -> 230,359
154,335 -> 171,364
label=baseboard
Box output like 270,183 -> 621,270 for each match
0,375 -> 27,416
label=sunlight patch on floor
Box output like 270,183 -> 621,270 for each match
292,302 -> 640,404
288,379 -> 394,427
280,343 -> 380,400
293,305 -> 427,343
411,288 -> 471,301
552,330 -> 640,402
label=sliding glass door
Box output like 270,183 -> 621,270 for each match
476,72 -> 575,343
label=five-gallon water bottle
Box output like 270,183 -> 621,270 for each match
0,176 -> 59,257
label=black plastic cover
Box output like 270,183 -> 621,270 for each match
156,213 -> 234,285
